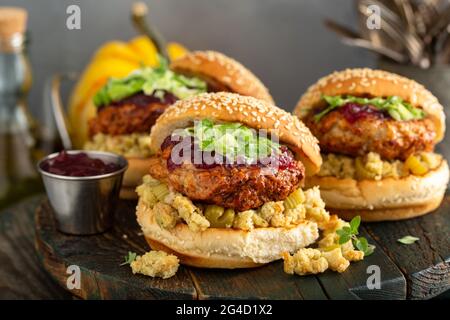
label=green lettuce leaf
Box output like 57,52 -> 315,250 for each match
314,95 -> 425,122
93,56 -> 207,107
178,120 -> 280,163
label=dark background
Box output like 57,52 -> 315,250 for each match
0,0 -> 374,119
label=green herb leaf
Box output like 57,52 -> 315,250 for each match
397,235 -> 420,245
338,233 -> 351,245
120,251 -> 137,266
335,216 -> 375,256
350,216 -> 361,235
353,237 -> 375,256
354,237 -> 368,252
364,244 -> 376,256
336,228 -> 351,244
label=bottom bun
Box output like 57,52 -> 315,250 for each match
305,159 -> 449,222
330,194 -> 445,222
136,201 -> 319,269
145,237 -> 263,268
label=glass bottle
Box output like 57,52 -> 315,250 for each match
0,7 -> 42,210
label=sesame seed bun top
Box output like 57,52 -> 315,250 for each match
294,68 -> 445,143
171,51 -> 274,105
149,92 -> 322,175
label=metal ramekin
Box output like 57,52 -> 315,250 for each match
37,150 -> 128,235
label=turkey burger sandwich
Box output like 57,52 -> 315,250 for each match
85,51 -> 273,198
135,92 -> 333,268
295,68 -> 449,221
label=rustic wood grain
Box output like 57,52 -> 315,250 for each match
189,230 -> 406,300
189,261 -> 327,300
34,199 -> 406,300
364,192 -> 450,300
315,228 -> 406,300
0,196 -> 71,299
35,200 -> 197,300
1,194 -> 448,299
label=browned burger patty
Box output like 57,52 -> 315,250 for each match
148,136 -> 305,211
305,109 -> 436,160
88,93 -> 174,136
148,157 -> 305,211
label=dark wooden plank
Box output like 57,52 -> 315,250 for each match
364,193 -> 450,299
35,200 -> 197,300
3,194 -> 447,300
0,195 -> 71,299
190,260 -> 328,300
190,228 -> 405,300
315,228 -> 406,300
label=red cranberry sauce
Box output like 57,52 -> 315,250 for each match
339,103 -> 386,123
161,135 -> 297,172
41,151 -> 121,177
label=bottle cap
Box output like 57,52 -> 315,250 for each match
0,7 -> 27,39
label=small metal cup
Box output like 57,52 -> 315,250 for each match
37,151 -> 128,235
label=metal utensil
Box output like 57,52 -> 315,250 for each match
344,37 -> 409,63
329,0 -> 450,67
424,5 -> 450,45
393,0 -> 416,34
416,1 -> 440,35
355,0 -> 404,53
37,150 -> 128,235
436,25 -> 450,63
50,73 -> 75,150
324,19 -> 408,63
358,0 -> 427,66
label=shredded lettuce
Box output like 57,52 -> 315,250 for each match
177,119 -> 280,163
314,95 -> 425,122
93,57 -> 207,107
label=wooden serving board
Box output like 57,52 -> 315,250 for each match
34,192 -> 450,300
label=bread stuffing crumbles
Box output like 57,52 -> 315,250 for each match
232,210 -> 269,230
153,202 -> 179,230
136,174 -> 329,232
282,215 -> 368,276
136,174 -> 373,277
85,133 -> 153,158
259,201 -> 285,227
303,187 -> 330,226
232,210 -> 256,231
318,151 -> 443,180
169,193 -> 210,232
283,248 -> 328,275
130,251 -> 179,279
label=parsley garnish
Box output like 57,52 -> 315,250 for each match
397,235 -> 420,245
336,216 -> 375,256
120,251 -> 137,266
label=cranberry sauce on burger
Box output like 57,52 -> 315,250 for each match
160,119 -> 298,171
